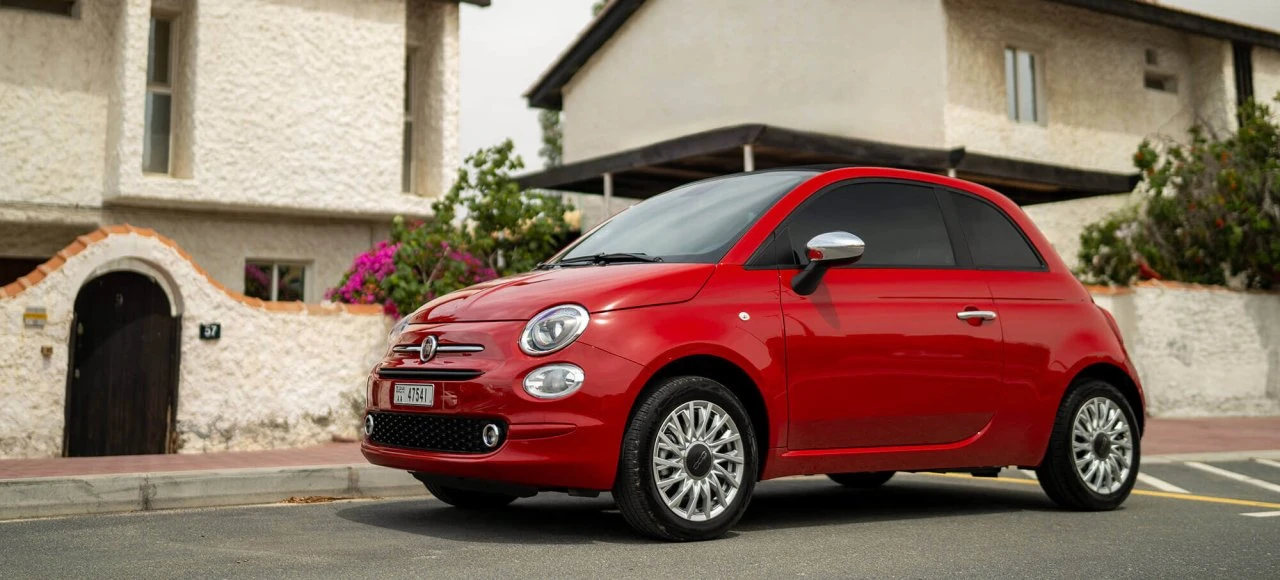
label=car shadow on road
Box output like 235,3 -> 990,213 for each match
334,476 -> 1057,544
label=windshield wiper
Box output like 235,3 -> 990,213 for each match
550,252 -> 664,267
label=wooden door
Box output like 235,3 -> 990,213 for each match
65,271 -> 180,457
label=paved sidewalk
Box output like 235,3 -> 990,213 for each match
1,417 -> 1276,522
2,417 -> 1279,481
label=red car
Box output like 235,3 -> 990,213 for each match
362,167 -> 1144,541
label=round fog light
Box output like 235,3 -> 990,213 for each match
363,414 -> 375,437
523,363 -> 585,399
482,423 -> 502,448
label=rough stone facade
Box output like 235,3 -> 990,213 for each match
1023,193 -> 1133,272
0,228 -> 390,459
1091,283 -> 1280,418
0,0 -> 461,297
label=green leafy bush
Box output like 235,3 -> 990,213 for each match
1077,95 -> 1280,290
329,139 -> 576,317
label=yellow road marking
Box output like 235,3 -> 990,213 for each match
919,472 -> 1280,510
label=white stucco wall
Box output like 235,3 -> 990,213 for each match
0,0 -> 119,206
1254,45 -> 1280,105
0,229 -> 390,458
944,0 -> 1206,174
1023,193 -> 1133,272
1,0 -> 459,218
0,205 -> 388,303
1091,284 -> 1280,418
561,0 -> 950,163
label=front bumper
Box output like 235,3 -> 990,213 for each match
360,320 -> 643,491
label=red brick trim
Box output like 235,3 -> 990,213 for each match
0,225 -> 386,316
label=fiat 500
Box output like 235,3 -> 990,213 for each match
362,167 -> 1144,541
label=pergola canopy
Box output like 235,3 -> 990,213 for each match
517,124 -> 1139,205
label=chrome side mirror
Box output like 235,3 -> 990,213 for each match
791,231 -> 865,296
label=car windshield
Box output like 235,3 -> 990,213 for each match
555,170 -> 815,264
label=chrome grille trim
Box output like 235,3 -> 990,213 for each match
392,344 -> 485,355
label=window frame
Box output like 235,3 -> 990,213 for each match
143,14 -> 178,175
1004,46 -> 1043,125
402,47 -> 417,193
745,178 -> 972,271
244,260 -> 309,302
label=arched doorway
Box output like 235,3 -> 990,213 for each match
65,271 -> 180,457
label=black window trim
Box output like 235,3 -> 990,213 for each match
939,187 -> 1049,272
745,178 -> 973,271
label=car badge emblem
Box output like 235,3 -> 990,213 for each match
420,335 -> 438,362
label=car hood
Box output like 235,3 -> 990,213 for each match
406,263 -> 716,324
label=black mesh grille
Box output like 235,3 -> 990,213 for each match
367,412 -> 504,454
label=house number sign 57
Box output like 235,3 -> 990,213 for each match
199,323 -> 222,340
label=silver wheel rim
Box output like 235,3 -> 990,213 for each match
1072,397 -> 1134,495
650,400 -> 746,522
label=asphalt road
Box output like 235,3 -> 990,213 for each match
2,465 -> 1278,579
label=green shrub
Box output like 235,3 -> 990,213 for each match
1077,95 -> 1280,290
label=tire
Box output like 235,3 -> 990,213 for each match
614,375 -> 759,541
1036,379 -> 1140,511
828,471 -> 895,489
421,480 -> 518,510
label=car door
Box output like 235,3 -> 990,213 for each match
767,180 -> 1005,451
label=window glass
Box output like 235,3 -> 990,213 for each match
783,183 -> 954,267
244,262 -> 272,300
147,18 -> 171,85
951,193 -> 1042,269
558,171 -> 814,264
1005,47 -> 1038,123
276,265 -> 306,302
143,93 -> 172,173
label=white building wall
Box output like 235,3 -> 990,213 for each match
0,0 -> 120,206
0,229 -> 390,458
1092,284 -> 1280,418
1022,193 -> 1132,272
1254,46 -> 1280,106
561,0 -> 950,163
944,0 -> 1204,174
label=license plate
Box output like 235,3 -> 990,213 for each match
393,383 -> 435,407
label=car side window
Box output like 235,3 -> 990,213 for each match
779,182 -> 955,268
950,193 -> 1044,269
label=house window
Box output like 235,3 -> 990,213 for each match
244,261 -> 307,302
1004,47 -> 1039,123
1145,48 -> 1160,66
403,49 -> 416,193
144,16 -> 176,174
1144,72 -> 1178,93
0,0 -> 78,17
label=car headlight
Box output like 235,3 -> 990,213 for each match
519,304 -> 589,356
523,363 -> 585,399
387,316 -> 409,346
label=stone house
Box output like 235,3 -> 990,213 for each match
520,0 -> 1280,265
0,0 -> 487,458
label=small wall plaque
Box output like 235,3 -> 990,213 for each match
199,323 -> 222,340
23,307 -> 47,328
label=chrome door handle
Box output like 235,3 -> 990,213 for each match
956,310 -> 997,321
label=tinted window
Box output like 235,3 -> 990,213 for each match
951,193 -> 1042,269
558,171 -> 814,264
781,183 -> 955,267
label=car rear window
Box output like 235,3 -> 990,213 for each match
950,193 -> 1043,270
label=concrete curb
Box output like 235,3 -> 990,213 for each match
0,464 -> 424,522
1144,449 -> 1280,463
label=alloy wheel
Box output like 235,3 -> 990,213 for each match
1071,396 -> 1134,495
650,400 -> 746,521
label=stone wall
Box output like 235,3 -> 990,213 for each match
0,226 -> 390,459
1090,282 -> 1280,418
